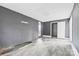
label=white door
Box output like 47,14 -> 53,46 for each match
57,21 -> 65,38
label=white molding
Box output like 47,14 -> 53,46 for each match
38,22 -> 41,37
69,16 -> 72,41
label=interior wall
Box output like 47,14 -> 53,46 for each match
65,19 -> 70,38
72,3 -> 79,52
0,6 -> 39,48
41,22 -> 43,37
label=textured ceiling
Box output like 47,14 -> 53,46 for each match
0,3 -> 74,22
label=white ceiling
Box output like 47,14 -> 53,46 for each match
0,3 -> 74,22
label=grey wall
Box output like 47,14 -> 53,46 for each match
65,19 -> 70,38
42,22 -> 50,35
0,6 -> 39,48
72,3 -> 79,52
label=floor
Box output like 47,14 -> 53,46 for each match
1,38 -> 75,56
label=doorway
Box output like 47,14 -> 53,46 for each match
52,23 -> 57,37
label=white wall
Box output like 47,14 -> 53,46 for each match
57,21 -> 65,38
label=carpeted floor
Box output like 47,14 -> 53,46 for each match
2,38 -> 75,56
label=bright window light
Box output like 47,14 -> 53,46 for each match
21,21 -> 29,24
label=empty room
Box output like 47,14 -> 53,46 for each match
0,3 -> 79,56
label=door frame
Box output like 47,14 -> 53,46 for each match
50,22 -> 58,37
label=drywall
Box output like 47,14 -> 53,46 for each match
0,6 -> 39,48
65,19 -> 70,38
41,22 -> 43,37
72,3 -> 79,52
